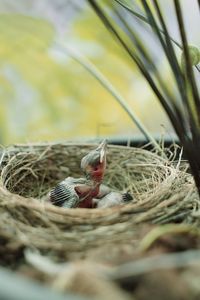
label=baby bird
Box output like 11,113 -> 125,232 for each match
49,140 -> 107,208
49,177 -> 92,208
93,192 -> 133,208
80,139 -> 107,183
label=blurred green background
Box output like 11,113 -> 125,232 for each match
0,0 -> 199,145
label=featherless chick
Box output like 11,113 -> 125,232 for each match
49,140 -> 108,208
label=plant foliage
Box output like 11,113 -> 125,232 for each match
88,0 -> 200,195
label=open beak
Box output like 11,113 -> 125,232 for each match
97,139 -> 107,163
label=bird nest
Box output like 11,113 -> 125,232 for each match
0,142 -> 200,299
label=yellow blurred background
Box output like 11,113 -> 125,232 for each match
0,0 -> 199,145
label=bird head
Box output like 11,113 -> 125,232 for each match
81,140 -> 107,182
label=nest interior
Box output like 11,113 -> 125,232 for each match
0,142 -> 200,298
1,143 -> 174,199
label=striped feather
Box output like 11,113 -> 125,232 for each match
49,183 -> 79,208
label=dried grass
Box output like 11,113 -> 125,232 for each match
0,142 -> 200,298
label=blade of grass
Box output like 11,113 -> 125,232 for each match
114,0 -> 182,48
151,0 -> 198,133
142,0 -> 200,194
87,1 -> 180,127
54,43 -> 163,154
90,0 -> 197,144
88,0 -> 188,142
135,1 -> 200,146
112,2 -> 189,134
198,0 -> 200,12
174,0 -> 200,123
142,0 -> 183,83
113,6 -> 153,68
88,0 -> 200,195
114,0 -> 200,73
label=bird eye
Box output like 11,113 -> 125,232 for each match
94,166 -> 99,171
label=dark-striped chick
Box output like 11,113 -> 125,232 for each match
49,140 -> 107,208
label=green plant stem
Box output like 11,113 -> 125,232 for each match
114,0 -> 181,48
174,0 -> 200,118
87,0 -> 184,143
55,43 -> 164,155
198,0 -> 200,12
114,0 -> 200,73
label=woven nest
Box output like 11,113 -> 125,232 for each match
1,143 -> 200,299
